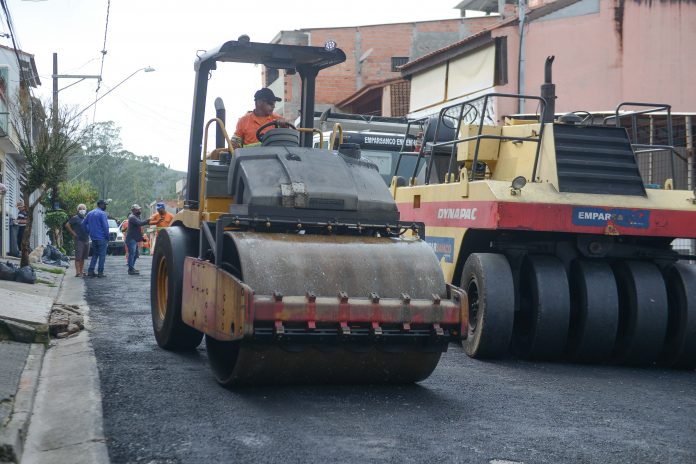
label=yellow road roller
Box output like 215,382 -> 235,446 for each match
150,38 -> 466,386
392,57 -> 696,368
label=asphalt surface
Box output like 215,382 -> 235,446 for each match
0,341 -> 30,427
85,256 -> 696,464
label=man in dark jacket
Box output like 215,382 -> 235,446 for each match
65,203 -> 89,277
83,199 -> 110,277
126,204 -> 150,275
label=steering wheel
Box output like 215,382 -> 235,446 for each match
256,120 -> 297,142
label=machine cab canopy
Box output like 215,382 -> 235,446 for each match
186,38 -> 346,206
194,39 -> 346,72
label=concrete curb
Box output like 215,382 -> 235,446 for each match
0,269 -> 64,464
0,344 -> 44,464
21,273 -> 109,464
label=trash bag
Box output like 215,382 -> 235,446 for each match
15,265 -> 36,284
0,261 -> 17,281
43,244 -> 65,261
41,245 -> 70,268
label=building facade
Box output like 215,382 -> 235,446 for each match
265,15 -> 503,119
0,44 -> 44,257
402,0 -> 696,119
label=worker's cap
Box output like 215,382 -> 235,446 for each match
254,87 -> 281,102
96,199 -> 109,206
131,204 -> 141,211
156,202 -> 165,209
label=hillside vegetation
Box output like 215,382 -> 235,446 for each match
68,121 -> 184,219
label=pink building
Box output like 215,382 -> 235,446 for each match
402,0 -> 696,118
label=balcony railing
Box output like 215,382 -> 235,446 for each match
0,111 -> 8,137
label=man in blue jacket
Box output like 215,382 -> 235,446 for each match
83,199 -> 110,277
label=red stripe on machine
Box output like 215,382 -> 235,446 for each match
397,200 -> 696,238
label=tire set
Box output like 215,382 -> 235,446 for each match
461,253 -> 696,369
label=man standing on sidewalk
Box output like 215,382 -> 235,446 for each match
64,203 -> 90,277
125,204 -> 150,275
83,199 -> 110,278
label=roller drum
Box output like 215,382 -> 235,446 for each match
207,232 -> 449,386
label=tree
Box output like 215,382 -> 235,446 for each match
41,178 -> 98,253
10,96 -> 84,267
78,121 -> 123,200
68,121 -> 184,218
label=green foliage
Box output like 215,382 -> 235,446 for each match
69,121 -> 184,218
45,210 -> 69,229
53,179 -> 98,215
8,95 -> 85,267
32,265 -> 65,275
45,209 -> 69,249
40,179 -> 98,255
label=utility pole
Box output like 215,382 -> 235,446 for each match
52,53 -> 58,133
51,52 -> 101,209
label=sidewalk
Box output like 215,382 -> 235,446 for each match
0,259 -> 108,464
0,260 -> 63,463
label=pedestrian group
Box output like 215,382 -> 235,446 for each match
66,200 -> 173,278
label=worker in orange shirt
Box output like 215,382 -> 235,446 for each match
149,202 -> 174,228
231,88 -> 289,148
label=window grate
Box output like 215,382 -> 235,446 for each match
391,57 -> 409,72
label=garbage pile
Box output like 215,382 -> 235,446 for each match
0,261 -> 37,284
41,245 -> 70,268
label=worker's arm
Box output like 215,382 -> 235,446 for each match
231,116 -> 245,149
148,213 -> 158,225
99,212 -> 110,239
273,114 -> 289,126
65,221 -> 77,239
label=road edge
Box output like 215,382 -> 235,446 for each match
0,343 -> 45,463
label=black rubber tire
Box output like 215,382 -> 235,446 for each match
460,253 -> 515,359
150,227 -> 203,350
660,262 -> 696,369
566,260 -> 619,363
513,255 -> 570,360
611,260 -> 668,366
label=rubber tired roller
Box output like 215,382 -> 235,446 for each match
149,38 -> 465,386
392,57 -> 696,369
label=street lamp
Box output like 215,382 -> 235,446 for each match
75,66 -> 155,118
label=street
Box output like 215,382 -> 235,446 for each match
84,256 -> 696,464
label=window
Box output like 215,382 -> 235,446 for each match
0,66 -> 8,135
494,37 -> 508,86
391,57 -> 409,72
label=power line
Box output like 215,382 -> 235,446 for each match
96,0 -> 111,92
92,0 -> 111,123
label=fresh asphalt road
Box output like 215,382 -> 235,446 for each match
84,255 -> 696,464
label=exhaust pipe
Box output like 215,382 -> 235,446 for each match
214,97 -> 226,149
540,56 -> 555,124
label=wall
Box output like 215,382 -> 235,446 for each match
495,0 -> 696,116
0,47 -> 22,256
272,16 -> 502,119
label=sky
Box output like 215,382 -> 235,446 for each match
6,0 -> 463,172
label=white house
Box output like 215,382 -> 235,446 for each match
0,44 -> 45,257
